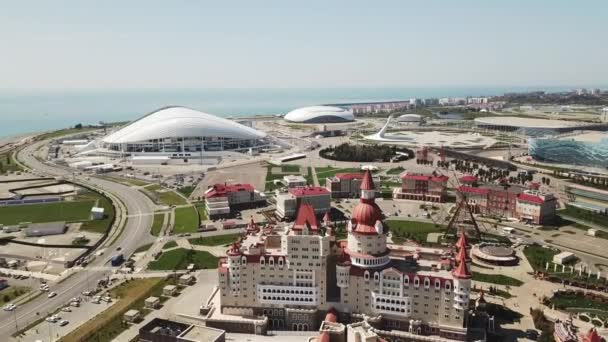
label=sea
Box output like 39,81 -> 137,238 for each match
0,86 -> 574,139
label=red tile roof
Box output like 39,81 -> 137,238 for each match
517,193 -> 545,204
204,183 -> 254,198
288,186 -> 330,197
458,185 -> 489,195
582,328 -> 602,342
360,169 -> 375,191
324,308 -> 338,323
318,332 -> 330,342
452,249 -> 472,279
401,173 -> 448,182
334,172 -> 364,180
292,203 -> 319,231
456,231 -> 471,250
459,175 -> 478,183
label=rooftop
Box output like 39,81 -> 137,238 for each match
288,186 -> 330,197
204,183 -> 255,198
474,116 -> 594,129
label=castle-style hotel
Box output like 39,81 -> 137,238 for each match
216,170 -> 472,341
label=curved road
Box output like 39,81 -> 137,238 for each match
1,139 -> 156,338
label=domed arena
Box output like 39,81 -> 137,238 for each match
284,106 -> 355,123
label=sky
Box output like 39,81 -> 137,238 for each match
0,0 -> 607,90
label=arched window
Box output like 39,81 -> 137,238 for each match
424,278 -> 430,288
414,277 -> 420,287
374,272 -> 380,282
260,257 -> 265,266
278,257 -> 284,267
241,256 -> 247,265
364,271 -> 370,280
269,257 -> 274,266
445,282 -> 451,291
435,279 -> 441,289
404,276 -> 410,285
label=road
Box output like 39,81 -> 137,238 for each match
1,139 -> 156,339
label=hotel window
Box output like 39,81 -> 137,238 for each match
414,277 -> 420,287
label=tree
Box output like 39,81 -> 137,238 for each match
74,123 -> 83,129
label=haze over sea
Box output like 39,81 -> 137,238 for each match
0,86 -> 576,139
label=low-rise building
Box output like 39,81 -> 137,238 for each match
139,318 -> 225,342
24,222 -> 67,237
393,172 -> 449,202
325,173 -> 380,198
179,274 -> 195,286
564,183 -> 608,213
204,183 -> 266,219
283,175 -> 307,188
516,190 -> 557,225
553,251 -> 576,265
90,207 -> 105,220
145,296 -> 161,309
123,309 -> 141,323
275,186 -> 331,219
163,285 -> 178,297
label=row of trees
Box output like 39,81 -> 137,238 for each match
319,143 -> 414,162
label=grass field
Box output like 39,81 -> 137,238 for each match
472,272 -> 524,286
59,278 -> 164,342
163,240 -> 178,249
148,248 -> 218,270
385,220 -> 444,244
523,245 -> 559,271
79,192 -> 115,233
189,233 -> 240,246
315,167 -> 361,179
548,291 -> 608,314
0,151 -> 22,174
144,184 -> 188,206
0,200 -> 94,225
0,286 -> 30,305
281,164 -> 301,173
102,176 -> 150,187
173,206 -> 199,234
177,185 -> 196,198
386,166 -> 405,175
150,213 -> 165,236
196,204 -> 207,222
134,243 -> 153,253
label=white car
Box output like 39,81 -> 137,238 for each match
59,320 -> 69,327
48,292 -> 57,298
61,307 -> 72,312
3,304 -> 16,311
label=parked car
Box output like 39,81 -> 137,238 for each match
59,320 -> 69,327
3,304 -> 16,311
47,292 -> 57,298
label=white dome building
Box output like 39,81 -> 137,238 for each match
284,106 -> 354,123
396,114 -> 422,123
102,106 -> 266,156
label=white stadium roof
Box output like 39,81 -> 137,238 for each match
396,114 -> 422,122
474,116 -> 593,129
103,106 -> 266,144
284,105 -> 354,123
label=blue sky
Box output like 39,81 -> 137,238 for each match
1,0 -> 606,90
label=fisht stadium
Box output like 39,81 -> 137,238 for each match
100,106 -> 268,157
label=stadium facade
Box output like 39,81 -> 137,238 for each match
284,106 -> 354,123
101,106 -> 267,157
529,132 -> 608,168
474,116 -> 605,137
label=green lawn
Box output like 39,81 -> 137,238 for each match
189,233 -> 240,246
472,272 -> 524,286
79,192 -> 116,233
163,240 -> 178,249
134,243 -> 153,253
0,151 -> 22,174
143,184 -> 188,206
177,186 -> 196,198
196,205 -> 207,222
386,166 -> 405,175
150,213 -> 165,236
0,286 -> 30,305
315,167 -> 361,179
547,291 -> 608,316
0,200 -> 94,225
385,220 -> 444,245
281,164 -> 301,173
173,206 -> 199,234
102,176 -> 150,187
524,245 -> 559,271
148,248 -> 218,270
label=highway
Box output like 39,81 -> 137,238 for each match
1,139 -> 156,339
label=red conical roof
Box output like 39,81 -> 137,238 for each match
582,328 -> 601,342
456,231 -> 471,250
452,247 -> 472,279
455,244 -> 470,262
292,203 -> 319,232
360,169 -> 375,191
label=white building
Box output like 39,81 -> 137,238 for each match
283,175 -> 307,188
275,186 -> 331,219
284,106 -> 355,123
515,190 -> 557,225
204,183 -> 266,218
